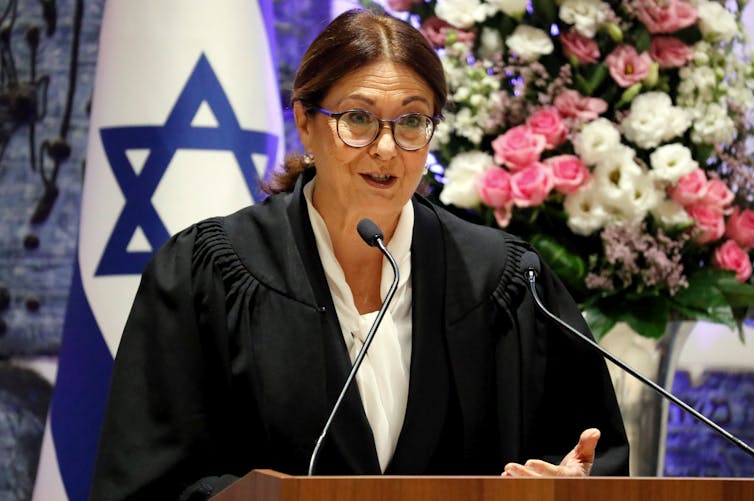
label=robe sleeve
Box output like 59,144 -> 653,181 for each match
523,257 -> 629,475
89,223 -> 246,500
492,242 -> 629,475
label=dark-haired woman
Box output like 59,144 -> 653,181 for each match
90,9 -> 628,501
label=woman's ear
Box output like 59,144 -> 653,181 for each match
293,100 -> 313,151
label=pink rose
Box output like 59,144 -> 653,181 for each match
526,107 -> 567,149
420,16 -> 476,48
560,30 -> 600,64
544,155 -> 591,194
635,0 -> 698,34
686,204 -> 725,244
670,168 -> 708,206
713,239 -> 753,283
649,36 -> 694,69
510,162 -> 554,207
554,89 -> 608,120
491,125 -> 547,171
387,0 -> 422,11
605,45 -> 653,87
702,179 -> 734,209
725,207 -> 754,249
494,203 -> 515,228
476,167 -> 512,208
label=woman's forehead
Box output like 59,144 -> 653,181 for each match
325,61 -> 433,108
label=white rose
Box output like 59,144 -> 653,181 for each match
652,200 -> 694,228
505,25 -> 554,61
574,118 -> 622,166
564,183 -> 608,235
439,150 -> 494,207
696,0 -> 738,42
649,143 -> 698,184
487,0 -> 528,18
478,27 -> 504,60
435,0 -> 488,29
558,0 -> 611,38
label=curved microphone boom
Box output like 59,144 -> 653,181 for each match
520,251 -> 754,461
308,218 -> 401,475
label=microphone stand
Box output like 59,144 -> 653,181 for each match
523,264 -> 754,460
307,226 -> 400,475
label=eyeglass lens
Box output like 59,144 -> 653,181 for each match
337,110 -> 434,150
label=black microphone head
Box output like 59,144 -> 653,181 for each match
520,251 -> 541,277
357,218 -> 384,247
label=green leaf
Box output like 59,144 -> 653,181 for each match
672,270 -> 739,329
633,27 -> 651,52
716,274 -> 754,308
530,234 -> 587,290
531,0 -> 557,24
618,296 -> 671,339
582,305 -> 616,341
583,64 -> 609,95
695,143 -> 714,165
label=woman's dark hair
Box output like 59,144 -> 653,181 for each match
265,8 -> 448,193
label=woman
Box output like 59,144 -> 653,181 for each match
90,9 -> 628,500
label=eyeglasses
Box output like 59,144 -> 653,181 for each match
315,107 -> 439,151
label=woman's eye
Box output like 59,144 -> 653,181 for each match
400,115 -> 423,128
344,111 -> 372,126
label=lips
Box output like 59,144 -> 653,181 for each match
360,172 -> 397,188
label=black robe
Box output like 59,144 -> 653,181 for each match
90,170 -> 629,500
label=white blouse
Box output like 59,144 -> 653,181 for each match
303,179 -> 413,472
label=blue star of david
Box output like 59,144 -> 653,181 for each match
95,53 -> 278,276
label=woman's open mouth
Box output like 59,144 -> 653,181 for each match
361,173 -> 397,188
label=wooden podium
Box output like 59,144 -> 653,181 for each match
211,469 -> 754,501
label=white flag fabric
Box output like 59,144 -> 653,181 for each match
32,1 -> 283,499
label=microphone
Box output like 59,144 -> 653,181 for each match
308,218 -> 401,475
519,250 -> 754,460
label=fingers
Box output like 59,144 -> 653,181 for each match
502,460 -> 558,477
574,428 -> 601,464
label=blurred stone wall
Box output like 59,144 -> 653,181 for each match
0,1 -> 330,499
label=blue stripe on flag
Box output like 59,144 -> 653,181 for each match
50,256 -> 113,501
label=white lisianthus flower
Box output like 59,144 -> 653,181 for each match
435,0 -> 488,29
505,25 -> 554,61
574,118 -> 621,166
620,92 -> 689,149
558,0 -> 611,38
649,143 -> 698,184
564,183 -> 608,235
454,107 -> 487,144
689,102 -> 736,144
487,0 -> 528,19
430,118 -> 453,148
439,150 -> 494,208
652,200 -> 694,228
614,175 -> 661,223
696,0 -> 738,42
592,146 -> 643,206
478,27 -> 504,60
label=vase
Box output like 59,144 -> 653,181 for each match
598,321 -> 695,476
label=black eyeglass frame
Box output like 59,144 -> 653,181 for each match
314,106 -> 441,151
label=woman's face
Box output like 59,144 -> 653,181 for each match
295,60 -> 434,223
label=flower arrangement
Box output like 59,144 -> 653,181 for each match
384,0 -> 754,339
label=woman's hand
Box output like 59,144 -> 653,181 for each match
501,428 -> 601,477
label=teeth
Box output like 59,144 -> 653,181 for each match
368,174 -> 392,181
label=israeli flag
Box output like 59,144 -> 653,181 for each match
32,1 -> 283,499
